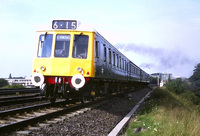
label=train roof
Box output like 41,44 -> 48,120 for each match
36,29 -> 94,33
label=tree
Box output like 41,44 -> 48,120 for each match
9,73 -> 12,79
189,63 -> 200,91
0,79 -> 9,88
189,63 -> 200,82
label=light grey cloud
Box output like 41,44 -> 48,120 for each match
115,43 -> 196,76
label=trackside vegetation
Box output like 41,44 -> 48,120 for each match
0,78 -> 25,88
2,84 -> 25,89
0,78 -> 9,88
125,82 -> 200,135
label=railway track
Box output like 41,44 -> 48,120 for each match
0,94 -> 110,135
0,94 -> 40,101
0,88 -> 40,95
0,94 -> 46,106
0,100 -> 67,134
0,87 -> 153,135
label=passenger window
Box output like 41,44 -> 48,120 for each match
54,34 -> 70,57
113,52 -> 115,66
116,54 -> 119,67
119,57 -> 121,69
131,65 -> 132,73
109,49 -> 111,64
132,65 -> 133,73
124,61 -> 126,71
134,67 -> 136,74
104,45 -> 107,62
95,41 -> 99,58
72,35 -> 89,59
122,58 -> 124,70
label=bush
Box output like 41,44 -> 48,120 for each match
150,76 -> 158,84
150,88 -> 169,100
0,79 -> 9,88
166,79 -> 188,94
181,91 -> 200,105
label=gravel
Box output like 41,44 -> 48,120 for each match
29,88 -> 151,136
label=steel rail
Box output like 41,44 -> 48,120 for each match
0,100 -> 66,117
0,88 -> 40,95
0,93 -> 40,101
0,96 -> 110,134
108,89 -> 155,136
0,97 -> 46,106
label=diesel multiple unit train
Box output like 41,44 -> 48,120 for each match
32,20 -> 150,103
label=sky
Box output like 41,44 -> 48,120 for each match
0,0 -> 200,78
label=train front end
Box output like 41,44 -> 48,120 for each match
32,20 -> 95,102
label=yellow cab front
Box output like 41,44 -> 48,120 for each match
32,30 -> 95,88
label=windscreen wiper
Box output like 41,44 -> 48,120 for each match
44,32 -> 48,39
74,32 -> 83,42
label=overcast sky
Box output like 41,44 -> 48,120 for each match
0,0 -> 200,78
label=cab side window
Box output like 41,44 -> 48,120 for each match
38,34 -> 53,58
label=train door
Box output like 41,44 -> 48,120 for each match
94,40 -> 101,77
127,61 -> 130,81
95,41 -> 99,64
108,48 -> 112,77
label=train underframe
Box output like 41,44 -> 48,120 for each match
41,76 -> 148,103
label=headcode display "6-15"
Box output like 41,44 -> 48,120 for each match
52,20 -> 77,30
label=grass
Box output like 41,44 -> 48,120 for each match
125,88 -> 200,136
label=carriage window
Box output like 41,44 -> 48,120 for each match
124,61 -> 126,70
116,54 -> 119,67
134,67 -> 136,74
119,57 -> 121,69
109,49 -> 111,64
130,65 -> 132,73
72,35 -> 89,59
104,45 -> 107,62
38,34 -> 53,57
113,52 -> 115,66
122,58 -> 124,70
95,41 -> 99,58
55,34 -> 70,57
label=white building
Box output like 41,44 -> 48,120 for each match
151,73 -> 172,87
5,77 -> 33,87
